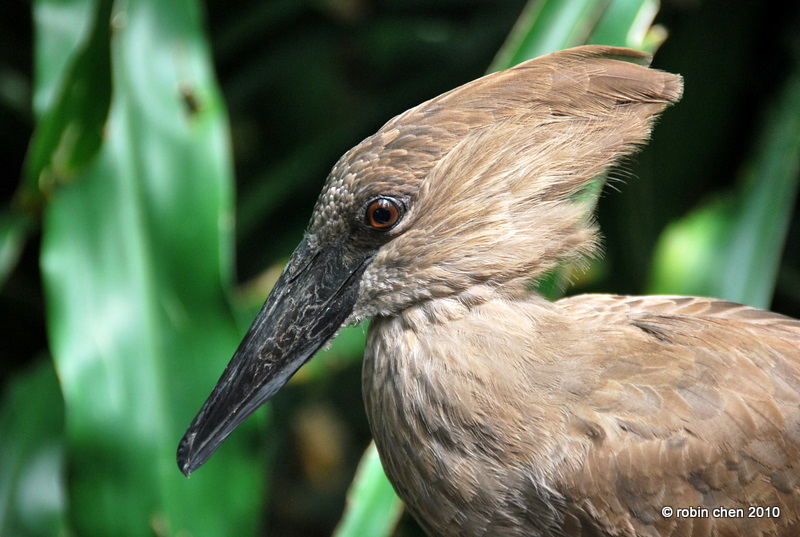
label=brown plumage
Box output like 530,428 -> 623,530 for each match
178,46 -> 800,536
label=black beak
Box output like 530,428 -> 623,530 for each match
177,236 -> 370,476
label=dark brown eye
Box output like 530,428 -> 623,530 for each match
365,198 -> 401,230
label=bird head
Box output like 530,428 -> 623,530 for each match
177,45 -> 683,475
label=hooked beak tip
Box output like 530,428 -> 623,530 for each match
177,432 -> 199,477
177,454 -> 192,478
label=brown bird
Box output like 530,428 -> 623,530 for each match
177,45 -> 800,536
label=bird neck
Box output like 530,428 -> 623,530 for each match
361,288 -> 579,535
362,285 -> 576,455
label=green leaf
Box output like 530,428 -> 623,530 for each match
489,0 -> 662,73
490,0 -> 606,71
22,0 -> 113,209
0,210 -> 33,288
649,58 -> 800,308
332,442 -> 403,537
587,0 -> 664,51
36,0 -> 268,535
0,359 -> 67,537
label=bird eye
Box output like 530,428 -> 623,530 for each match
364,197 -> 402,230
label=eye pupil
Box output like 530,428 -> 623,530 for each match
372,206 -> 392,224
365,198 -> 401,230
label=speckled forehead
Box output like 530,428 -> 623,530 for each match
306,122 -> 453,247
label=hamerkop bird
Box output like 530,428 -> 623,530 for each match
178,45 -> 800,536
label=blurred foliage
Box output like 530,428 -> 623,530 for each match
8,0 -> 269,536
649,62 -> 800,308
0,359 -> 65,537
332,442 -> 403,537
490,0 -> 663,71
0,0 -> 798,537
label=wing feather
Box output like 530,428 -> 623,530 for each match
554,294 -> 800,536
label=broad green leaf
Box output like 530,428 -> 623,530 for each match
649,59 -> 800,308
0,359 -> 67,537
332,442 -> 403,537
36,0 -> 268,535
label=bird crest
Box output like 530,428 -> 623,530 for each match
306,46 -> 684,319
